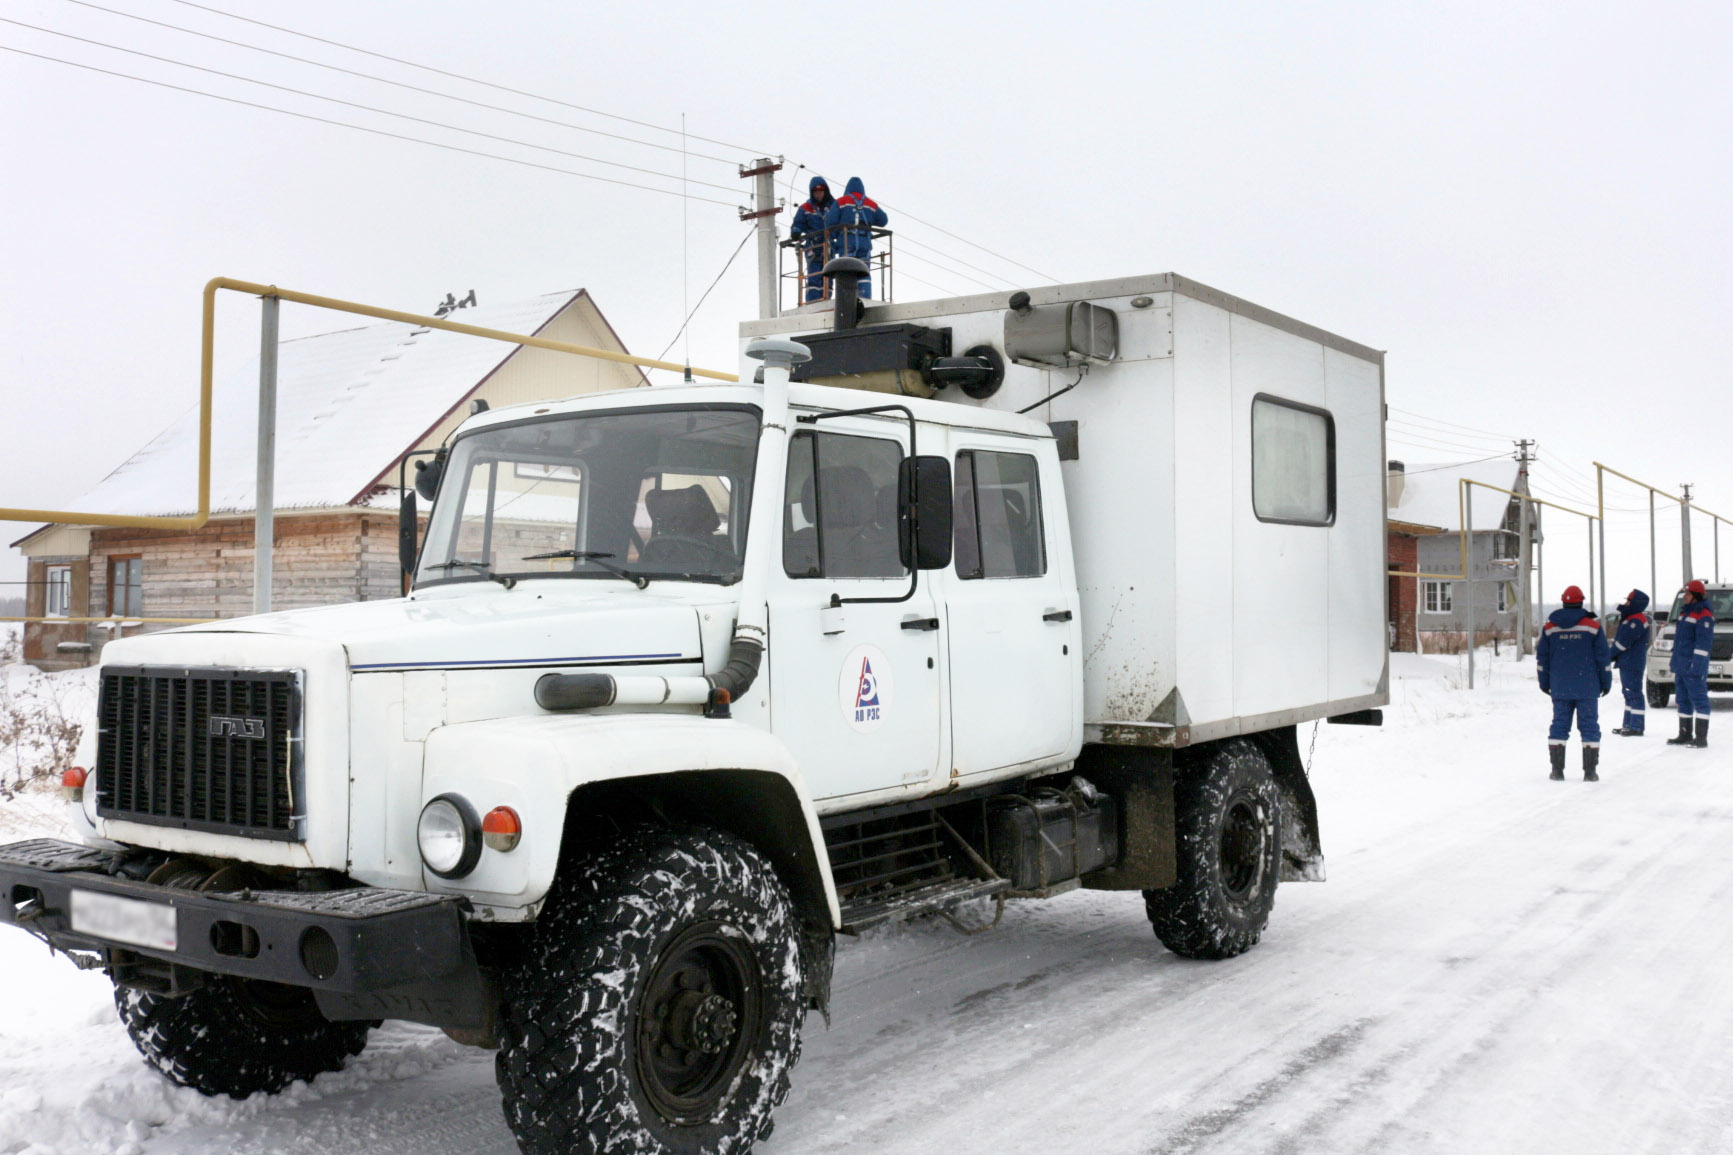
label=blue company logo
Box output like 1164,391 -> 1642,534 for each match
854,657 -> 881,724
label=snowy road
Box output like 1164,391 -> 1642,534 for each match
4,653 -> 1732,1154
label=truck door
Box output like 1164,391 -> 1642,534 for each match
767,420 -> 945,802
943,439 -> 1079,779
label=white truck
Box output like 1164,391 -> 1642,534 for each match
0,269 -> 1387,1155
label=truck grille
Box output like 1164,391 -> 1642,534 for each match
95,666 -> 303,840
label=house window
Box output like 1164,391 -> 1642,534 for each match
45,565 -> 71,618
1492,532 -> 1518,561
1496,583 -> 1510,613
108,556 -> 142,618
1251,395 -> 1335,526
1423,580 -> 1453,614
954,450 -> 1046,579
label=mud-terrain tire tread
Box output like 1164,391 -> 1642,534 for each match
115,977 -> 371,1098
1143,738 -> 1281,960
495,825 -> 804,1155
1646,679 -> 1670,709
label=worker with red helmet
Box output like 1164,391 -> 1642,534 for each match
1667,579 -> 1716,748
1609,589 -> 1653,736
1536,585 -> 1612,781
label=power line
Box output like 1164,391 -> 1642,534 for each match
56,0 -> 743,168
160,0 -> 770,158
1388,405 -> 1519,442
893,245 -> 1005,294
1386,414 -> 1512,445
893,235 -> 1017,290
0,43 -> 740,206
656,227 -> 755,363
3,17 -> 743,194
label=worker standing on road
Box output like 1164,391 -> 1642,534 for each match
1610,589 -> 1653,737
824,177 -> 889,298
1537,585 -> 1612,781
1667,579 -> 1716,748
790,176 -> 836,303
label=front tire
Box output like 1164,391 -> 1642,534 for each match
116,976 -> 371,1098
496,826 -> 804,1155
1646,679 -> 1671,709
1144,739 -> 1281,960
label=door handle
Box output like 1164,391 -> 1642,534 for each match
901,617 -> 941,631
1043,609 -> 1073,623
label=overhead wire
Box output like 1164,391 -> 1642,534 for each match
56,0 -> 745,168
161,0 -> 772,158
0,44 -> 740,206
1388,405 -> 1521,442
656,227 -> 755,364
2,17 -> 745,194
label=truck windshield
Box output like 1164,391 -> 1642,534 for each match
416,404 -> 760,589
1667,589 -> 1733,620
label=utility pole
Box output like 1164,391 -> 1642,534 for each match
1465,484 -> 1475,689
1681,483 -> 1694,584
740,158 -> 784,320
1515,439 -> 1535,655
254,294 -> 280,615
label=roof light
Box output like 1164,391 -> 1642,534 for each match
61,766 -> 87,803
482,806 -> 522,853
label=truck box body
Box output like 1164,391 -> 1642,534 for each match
743,273 -> 1389,747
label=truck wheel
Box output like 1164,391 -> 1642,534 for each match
496,825 -> 804,1155
1144,739 -> 1280,960
1647,679 -> 1670,709
115,976 -> 372,1098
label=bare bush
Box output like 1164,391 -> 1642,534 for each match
0,674 -> 83,800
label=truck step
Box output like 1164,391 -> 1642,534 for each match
838,876 -> 1009,935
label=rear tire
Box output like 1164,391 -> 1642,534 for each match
496,825 -> 804,1155
116,976 -> 371,1098
1144,739 -> 1280,960
1646,679 -> 1671,709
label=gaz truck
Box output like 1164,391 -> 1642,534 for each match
0,268 -> 1388,1154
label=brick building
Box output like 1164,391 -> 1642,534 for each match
13,290 -> 643,670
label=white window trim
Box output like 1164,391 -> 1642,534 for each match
1422,580 -> 1454,615
44,565 -> 71,618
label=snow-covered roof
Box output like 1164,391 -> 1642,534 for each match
1389,459 -> 1522,534
50,290 -> 589,522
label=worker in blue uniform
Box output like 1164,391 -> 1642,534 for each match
823,177 -> 889,298
1667,579 -> 1716,748
790,177 -> 836,303
1609,589 -> 1653,736
1537,585 -> 1612,781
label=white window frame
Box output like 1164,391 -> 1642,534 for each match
1422,580 -> 1453,614
1496,583 -> 1509,613
44,565 -> 71,618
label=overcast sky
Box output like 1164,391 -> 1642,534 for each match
2,0 -> 1729,607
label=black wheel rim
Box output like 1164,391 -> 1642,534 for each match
1218,795 -> 1267,902
635,920 -> 763,1126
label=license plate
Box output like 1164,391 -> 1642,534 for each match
71,890 -> 178,951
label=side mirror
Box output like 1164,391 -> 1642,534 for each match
898,455 -> 953,571
398,490 -> 419,577
414,454 -> 445,501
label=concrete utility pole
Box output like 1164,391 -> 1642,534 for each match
1681,483 -> 1695,583
740,158 -> 784,320
254,295 -> 280,616
1515,439 -> 1535,655
1465,485 -> 1475,689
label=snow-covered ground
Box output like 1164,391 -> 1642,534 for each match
1,649 -> 1730,1154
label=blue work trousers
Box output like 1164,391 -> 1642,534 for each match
1549,696 -> 1601,744
803,250 -> 826,302
1677,673 -> 1712,718
1618,665 -> 1646,733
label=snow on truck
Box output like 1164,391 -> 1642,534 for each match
0,268 -> 1387,1154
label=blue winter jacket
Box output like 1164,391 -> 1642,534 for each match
823,177 -> 888,260
1538,605 -> 1612,698
1670,600 -> 1717,678
790,176 -> 835,252
1611,590 -> 1652,678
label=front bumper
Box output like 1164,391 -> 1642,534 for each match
0,839 -> 490,1029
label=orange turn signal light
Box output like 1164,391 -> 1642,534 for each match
61,766 -> 88,802
482,806 -> 522,853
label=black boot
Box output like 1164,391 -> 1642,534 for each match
1668,717 -> 1694,746
1549,743 -> 1566,780
1583,745 -> 1600,782
1693,718 -> 1710,749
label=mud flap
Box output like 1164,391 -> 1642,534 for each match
1249,727 -> 1326,882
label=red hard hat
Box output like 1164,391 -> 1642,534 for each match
1686,579 -> 1708,596
1561,585 -> 1585,605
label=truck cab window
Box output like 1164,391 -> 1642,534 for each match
782,431 -> 907,579
954,450 -> 1046,579
1251,395 -> 1335,526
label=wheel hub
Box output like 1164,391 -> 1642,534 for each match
634,921 -> 762,1125
1219,797 -> 1268,901
669,990 -> 738,1053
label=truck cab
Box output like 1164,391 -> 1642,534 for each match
1645,582 -> 1733,706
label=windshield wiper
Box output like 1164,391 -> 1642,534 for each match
521,549 -> 651,590
425,558 -> 517,589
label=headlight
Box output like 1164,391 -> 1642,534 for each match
1656,638 -> 1673,652
417,794 -> 481,879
